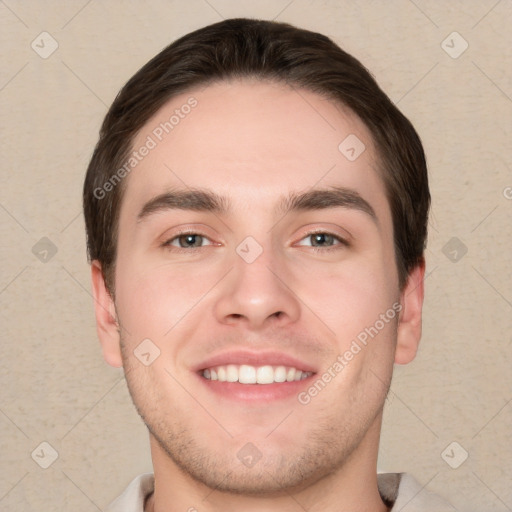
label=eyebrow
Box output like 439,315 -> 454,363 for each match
137,186 -> 377,224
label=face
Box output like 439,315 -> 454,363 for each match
93,79 -> 423,495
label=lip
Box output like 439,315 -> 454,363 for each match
194,372 -> 316,402
192,350 -> 317,403
193,350 -> 318,373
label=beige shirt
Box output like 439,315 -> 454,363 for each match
106,473 -> 456,511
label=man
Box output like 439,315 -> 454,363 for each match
84,18 -> 455,511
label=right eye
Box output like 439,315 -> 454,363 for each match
162,232 -> 214,250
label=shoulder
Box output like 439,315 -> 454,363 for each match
387,473 -> 457,512
105,473 -> 155,512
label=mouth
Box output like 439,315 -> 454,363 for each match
194,351 -> 317,402
201,364 -> 313,384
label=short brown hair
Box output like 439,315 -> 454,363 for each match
84,18 -> 430,293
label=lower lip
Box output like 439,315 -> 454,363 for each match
196,373 -> 316,402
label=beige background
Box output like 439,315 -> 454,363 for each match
1,1 -> 511,510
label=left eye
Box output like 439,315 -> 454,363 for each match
164,233 -> 212,249
296,232 -> 347,249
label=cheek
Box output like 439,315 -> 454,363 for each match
292,255 -> 397,340
114,255 -> 220,340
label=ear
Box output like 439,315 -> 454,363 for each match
395,259 -> 425,365
91,261 -> 122,367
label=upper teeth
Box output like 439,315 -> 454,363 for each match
202,365 -> 312,384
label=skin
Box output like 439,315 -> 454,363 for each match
91,79 -> 425,512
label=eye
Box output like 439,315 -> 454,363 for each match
163,232 -> 214,250
296,231 -> 349,251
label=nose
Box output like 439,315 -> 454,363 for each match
212,243 -> 301,330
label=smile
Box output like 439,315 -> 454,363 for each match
202,364 -> 313,384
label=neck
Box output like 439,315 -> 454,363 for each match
145,414 -> 389,512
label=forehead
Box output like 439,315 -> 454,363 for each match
121,79 -> 390,224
